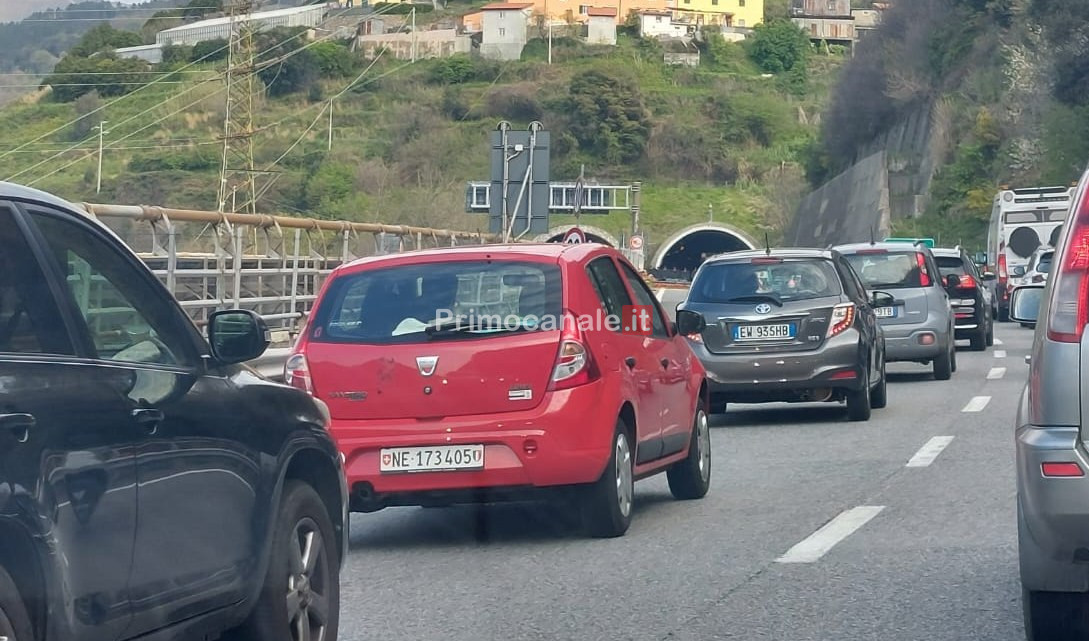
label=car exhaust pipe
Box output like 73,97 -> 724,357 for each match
798,388 -> 834,403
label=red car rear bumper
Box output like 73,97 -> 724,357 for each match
330,379 -> 621,509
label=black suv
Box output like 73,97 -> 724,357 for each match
0,183 -> 346,641
931,246 -> 995,350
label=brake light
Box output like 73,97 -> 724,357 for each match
549,312 -> 600,391
285,353 -> 313,394
917,252 -> 931,286
828,303 -> 855,338
1047,184 -> 1089,343
958,274 -> 976,289
998,254 -> 1008,284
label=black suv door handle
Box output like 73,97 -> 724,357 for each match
132,408 -> 164,434
625,356 -> 637,369
0,413 -> 35,443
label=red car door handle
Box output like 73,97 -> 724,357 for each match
660,358 -> 671,369
0,413 -> 35,443
625,357 -> 637,369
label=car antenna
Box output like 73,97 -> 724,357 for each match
764,232 -> 771,256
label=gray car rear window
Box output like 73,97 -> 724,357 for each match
845,251 -> 930,289
689,258 -> 842,304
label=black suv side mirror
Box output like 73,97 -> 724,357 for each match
676,309 -> 707,336
872,291 -> 895,308
208,309 -> 270,365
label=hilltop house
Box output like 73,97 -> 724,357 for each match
672,0 -> 762,28
586,7 -> 617,44
480,3 -> 532,61
790,0 -> 855,45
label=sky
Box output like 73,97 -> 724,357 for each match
0,0 -> 145,24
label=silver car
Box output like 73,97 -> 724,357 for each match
835,242 -> 957,380
676,248 -> 889,422
1011,170 -> 1089,641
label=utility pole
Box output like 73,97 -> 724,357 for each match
411,7 -> 417,62
548,20 -> 553,64
327,100 -> 334,151
707,203 -> 713,222
95,120 -> 108,194
217,0 -> 258,214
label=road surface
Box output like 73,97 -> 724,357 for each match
336,320 -> 1030,641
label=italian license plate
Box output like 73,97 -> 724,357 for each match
734,323 -> 794,341
380,445 -> 485,473
875,306 -> 897,318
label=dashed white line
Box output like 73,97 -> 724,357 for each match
906,436 -> 955,468
776,506 -> 886,564
994,350 -> 1007,358
962,396 -> 992,413
987,367 -> 1006,380
655,289 -> 665,302
994,338 -> 1004,346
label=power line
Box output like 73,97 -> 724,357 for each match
0,71 -> 220,77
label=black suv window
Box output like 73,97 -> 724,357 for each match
29,209 -> 195,366
0,205 -> 73,356
935,256 -> 969,276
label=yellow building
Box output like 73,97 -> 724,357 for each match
672,0 -> 762,28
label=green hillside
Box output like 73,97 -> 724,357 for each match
0,7 -> 845,246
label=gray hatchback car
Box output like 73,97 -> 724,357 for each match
835,242 -> 957,380
1011,169 -> 1089,641
676,248 -> 889,422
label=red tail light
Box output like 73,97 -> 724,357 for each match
285,353 -> 314,394
998,253 -> 1008,284
828,303 -> 855,338
549,312 -> 600,391
916,252 -> 931,286
957,274 -> 977,289
1047,184 -> 1089,343
1042,462 -> 1085,477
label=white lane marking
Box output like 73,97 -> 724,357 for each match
655,289 -> 665,302
994,338 -> 1004,345
995,350 -> 1007,358
906,436 -> 955,468
777,506 -> 886,564
987,367 -> 1006,380
962,396 -> 992,413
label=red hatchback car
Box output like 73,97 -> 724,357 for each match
286,243 -> 710,537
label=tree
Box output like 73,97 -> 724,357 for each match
69,90 -> 102,141
191,38 -> 229,63
44,52 -> 151,102
69,24 -> 143,58
310,41 -> 357,78
746,18 -> 810,74
257,28 -> 321,98
567,70 -> 650,164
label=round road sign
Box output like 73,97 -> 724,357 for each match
563,227 -> 587,244
629,235 -> 644,251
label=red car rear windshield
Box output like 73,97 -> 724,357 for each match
309,260 -> 562,344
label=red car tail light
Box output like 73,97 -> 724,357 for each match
828,303 -> 855,338
1047,184 -> 1089,343
549,312 -> 600,391
285,353 -> 314,394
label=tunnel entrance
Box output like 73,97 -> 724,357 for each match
537,225 -> 619,247
545,231 -> 614,245
652,224 -> 756,278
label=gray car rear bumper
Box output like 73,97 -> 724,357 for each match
882,322 -> 948,361
1017,424 -> 1089,592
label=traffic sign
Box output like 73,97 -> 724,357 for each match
629,234 -> 644,251
572,177 -> 585,215
563,227 -> 587,244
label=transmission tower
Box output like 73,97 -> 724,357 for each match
217,0 -> 258,214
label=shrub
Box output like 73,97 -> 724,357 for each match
191,38 -> 229,63
485,84 -> 543,121
567,70 -> 650,164
746,18 -> 810,74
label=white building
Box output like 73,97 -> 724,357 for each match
156,4 -> 328,47
114,43 -> 164,64
479,2 -> 532,61
586,7 -> 617,45
638,10 -> 692,38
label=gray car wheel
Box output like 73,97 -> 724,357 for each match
934,342 -> 953,380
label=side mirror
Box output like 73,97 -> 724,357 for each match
974,252 -> 988,265
981,271 -> 996,281
945,274 -> 961,288
207,309 -> 270,365
1012,265 -> 1027,277
872,291 -> 895,308
1009,285 -> 1046,326
676,309 -> 707,336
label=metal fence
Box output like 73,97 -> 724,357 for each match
79,203 -> 500,345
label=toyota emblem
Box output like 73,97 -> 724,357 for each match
755,303 -> 772,315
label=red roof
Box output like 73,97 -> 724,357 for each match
480,2 -> 533,9
586,7 -> 618,16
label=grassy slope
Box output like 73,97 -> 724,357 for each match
0,30 -> 844,250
